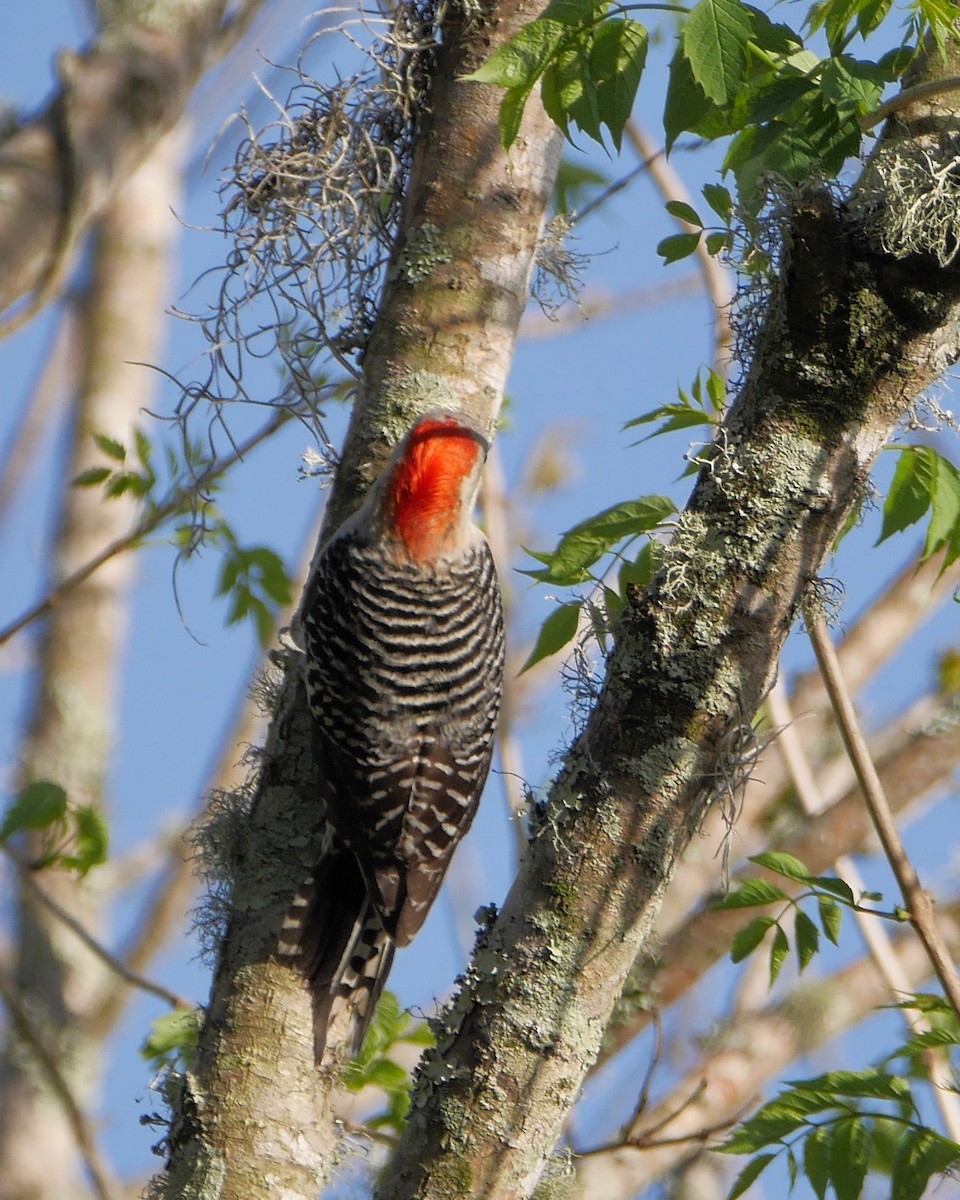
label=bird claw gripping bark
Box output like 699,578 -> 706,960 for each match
283,410 -> 505,1061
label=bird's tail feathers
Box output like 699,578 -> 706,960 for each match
279,850 -> 395,1062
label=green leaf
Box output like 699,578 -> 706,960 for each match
140,1008 -> 202,1068
804,1124 -> 832,1200
666,199 -> 703,226
469,19 -> 571,149
787,1069 -> 911,1103
769,923 -> 789,984
731,915 -> 776,962
618,542 -> 660,594
363,1058 -> 410,1091
749,851 -> 814,884
499,84 -> 537,151
727,1153 -> 776,1199
553,159 -> 608,215
899,1027 -> 960,1057
524,496 -> 676,585
663,45 -> 712,151
795,909 -> 820,971
722,1090 -> 828,1152
705,231 -> 732,256
917,0 -> 960,52
820,55 -> 883,119
682,0 -> 753,106
703,182 -> 733,220
93,433 -> 126,462
891,1127 -> 960,1200
468,19 -> 568,89
626,402 -> 716,438
589,19 -> 648,150
521,603 -> 582,672
72,467 -> 112,488
714,878 -> 791,909
879,447 -> 936,542
0,782 -> 68,841
133,428 -> 153,469
60,805 -> 109,876
818,895 -> 843,945
924,451 -> 960,565
830,1116 -> 869,1200
812,874 -> 856,905
856,0 -> 895,36
658,232 -> 702,263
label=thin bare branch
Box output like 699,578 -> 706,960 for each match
0,308 -> 76,532
623,120 -> 734,376
520,274 -> 701,339
807,612 -> 960,1020
3,847 -> 192,1013
0,968 -> 122,1200
768,676 -> 960,1142
0,408 -> 293,649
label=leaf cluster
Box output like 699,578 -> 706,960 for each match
521,497 -> 675,669
877,445 -> 960,572
468,0 -> 648,150
342,992 -> 434,1137
214,539 -> 292,648
75,429 -> 294,644
0,781 -> 108,877
472,0 -> 954,210
721,1067 -> 960,1200
656,187 -> 735,263
73,430 -> 159,505
715,851 -> 901,985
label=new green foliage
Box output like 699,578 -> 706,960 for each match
472,0 -> 956,208
0,781 -> 108,876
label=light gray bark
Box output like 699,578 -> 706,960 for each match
152,0 -> 563,1195
374,40 -> 960,1200
0,0 -> 244,322
0,130 -> 182,1200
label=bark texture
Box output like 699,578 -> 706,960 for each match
574,902 -> 960,1198
0,131 -> 181,1200
153,0 -> 563,1195
374,43 -> 960,1200
0,0 -> 230,321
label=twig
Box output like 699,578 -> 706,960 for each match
88,504 -> 324,1038
0,305 -> 75,533
520,275 -> 701,339
0,967 -> 122,1200
623,120 -> 734,378
0,408 -> 293,648
806,612 -> 960,1022
862,75 -> 960,131
4,847 -> 192,1012
768,676 -> 960,1142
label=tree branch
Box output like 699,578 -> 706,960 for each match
807,613 -> 960,1019
377,38 -> 960,1198
0,968 -> 123,1200
573,896 -> 960,1198
154,0 -> 564,1192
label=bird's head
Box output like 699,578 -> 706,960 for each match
381,411 -> 490,564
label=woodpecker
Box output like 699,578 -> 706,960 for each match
286,410 -> 505,1060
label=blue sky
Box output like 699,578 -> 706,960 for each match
1,1 -> 958,1192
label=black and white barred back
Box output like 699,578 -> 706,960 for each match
291,526 -> 504,1057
